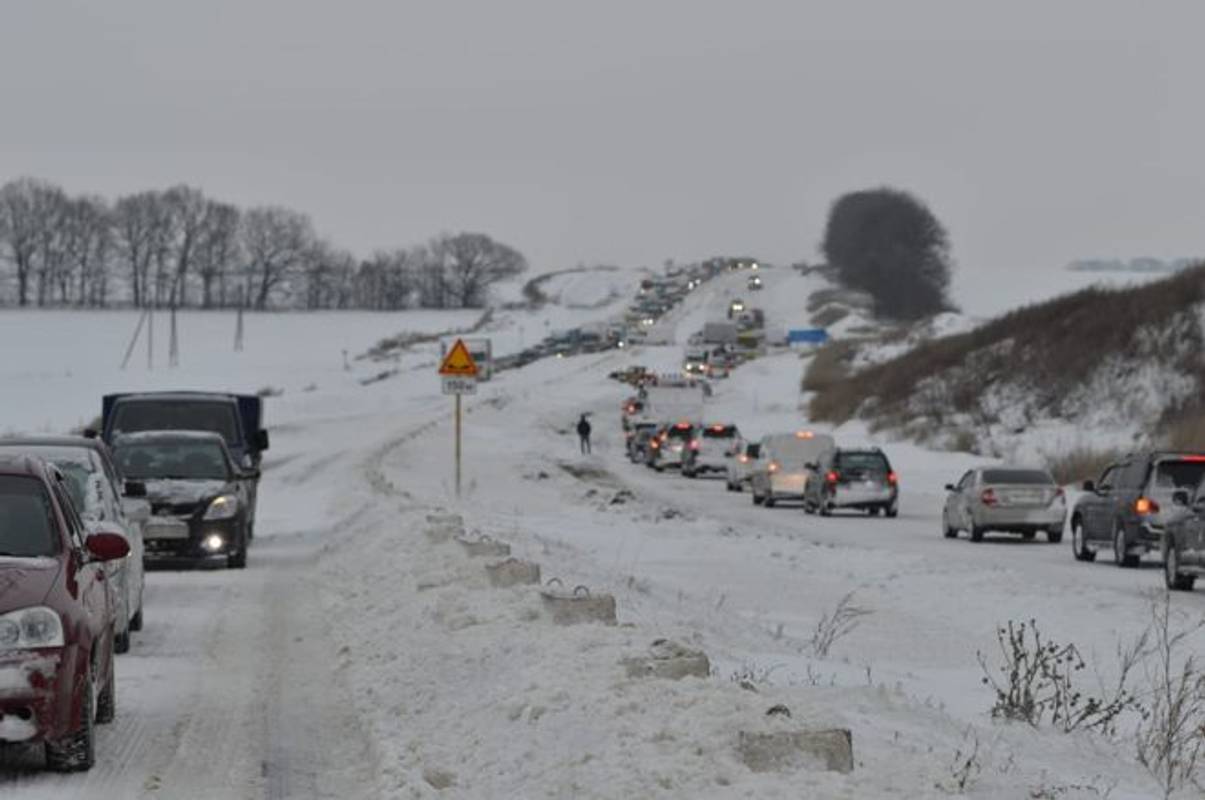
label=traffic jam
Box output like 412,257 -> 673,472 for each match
0,392 -> 267,771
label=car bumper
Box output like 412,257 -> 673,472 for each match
689,456 -> 729,473
143,518 -> 242,566
769,474 -> 807,497
975,506 -> 1066,530
0,647 -> 74,743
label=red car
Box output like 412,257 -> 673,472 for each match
0,455 -> 129,771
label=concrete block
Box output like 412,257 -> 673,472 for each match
456,536 -> 511,558
737,728 -> 853,774
622,639 -> 710,680
485,558 -> 541,588
539,583 -> 617,626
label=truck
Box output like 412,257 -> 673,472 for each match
440,337 -> 493,381
702,321 -> 739,345
640,384 -> 707,425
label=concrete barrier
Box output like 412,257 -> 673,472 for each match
485,559 -> 542,588
737,728 -> 854,774
456,535 -> 512,558
622,639 -> 710,680
539,582 -> 617,626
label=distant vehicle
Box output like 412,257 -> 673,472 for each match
626,422 -> 659,463
747,275 -> 763,291
737,309 -> 765,331
1070,452 -> 1205,566
1162,482 -> 1205,591
727,299 -> 747,319
647,421 -> 697,472
804,447 -> 898,517
682,350 -> 709,377
682,424 -> 740,479
726,441 -> 761,492
0,455 -> 130,771
943,467 -> 1065,543
101,391 -> 270,470
620,397 -> 644,431
113,431 -> 257,569
0,437 -> 147,653
440,337 -> 493,381
641,384 -> 706,426
750,431 -> 836,507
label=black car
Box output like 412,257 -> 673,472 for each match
113,431 -> 257,569
626,422 -> 658,463
1161,479 -> 1205,591
1071,452 -> 1205,567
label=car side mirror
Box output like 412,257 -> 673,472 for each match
82,428 -> 99,439
944,484 -> 956,492
1172,489 -> 1190,507
242,468 -> 262,481
1081,480 -> 1095,493
255,430 -> 270,451
85,528 -> 130,562
123,480 -> 147,498
806,462 -> 819,471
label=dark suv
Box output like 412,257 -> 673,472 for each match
1070,452 -> 1205,567
1161,478 -> 1205,591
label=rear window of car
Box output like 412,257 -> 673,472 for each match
703,425 -> 737,438
0,476 -> 58,557
835,452 -> 889,472
1152,459 -> 1205,490
982,469 -> 1054,485
666,426 -> 694,440
746,443 -> 761,457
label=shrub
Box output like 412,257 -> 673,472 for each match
1046,447 -> 1125,486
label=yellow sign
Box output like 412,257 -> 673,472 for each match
438,338 -> 479,377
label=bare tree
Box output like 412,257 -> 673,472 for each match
163,185 -> 209,308
113,191 -> 172,308
61,195 -> 113,307
0,178 -> 67,307
241,206 -> 315,310
430,232 -> 528,308
195,201 -> 240,308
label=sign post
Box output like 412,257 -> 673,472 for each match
438,338 -> 479,498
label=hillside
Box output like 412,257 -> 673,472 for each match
805,264 -> 1205,468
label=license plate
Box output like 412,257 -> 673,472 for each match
146,520 -> 189,540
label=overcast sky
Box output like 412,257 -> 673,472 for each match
2,1 -> 1202,310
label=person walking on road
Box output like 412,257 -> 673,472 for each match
577,414 -> 592,454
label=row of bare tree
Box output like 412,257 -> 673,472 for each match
0,178 -> 528,310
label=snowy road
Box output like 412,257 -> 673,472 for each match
0,523 -> 376,800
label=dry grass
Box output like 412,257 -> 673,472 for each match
807,264 -> 1205,426
1046,446 -> 1125,485
1164,408 -> 1205,451
801,339 -> 860,399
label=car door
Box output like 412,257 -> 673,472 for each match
752,439 -> 771,493
51,479 -> 111,647
1084,465 -> 1120,543
98,462 -> 143,622
946,471 -> 973,529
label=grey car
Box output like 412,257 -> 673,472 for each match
1161,480 -> 1205,591
943,467 -> 1066,543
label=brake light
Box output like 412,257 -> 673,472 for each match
768,461 -> 780,473
689,439 -> 700,451
711,424 -> 725,432
887,471 -> 898,486
826,470 -> 840,484
1179,456 -> 1205,463
981,488 -> 998,507
795,430 -> 814,439
650,440 -> 660,450
626,404 -> 636,414
1135,496 -> 1160,515
675,422 -> 691,430
738,454 -> 749,464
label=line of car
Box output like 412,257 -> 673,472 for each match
0,390 -> 269,772
620,403 -> 1205,594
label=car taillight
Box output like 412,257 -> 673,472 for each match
981,488 -> 998,507
689,440 -> 700,451
738,454 -> 749,464
650,440 -> 660,450
887,471 -> 898,486
826,470 -> 839,484
768,461 -> 780,473
1135,496 -> 1159,515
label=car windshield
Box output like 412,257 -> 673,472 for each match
1152,459 -> 1205,490
115,441 -> 229,481
0,476 -> 58,558
836,452 -> 889,473
0,446 -> 96,511
982,469 -> 1053,485
112,400 -> 240,445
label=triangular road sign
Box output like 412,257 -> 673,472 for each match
439,338 -> 479,377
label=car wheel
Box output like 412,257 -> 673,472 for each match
1071,518 -> 1096,562
129,606 -> 143,633
752,490 -> 764,506
95,649 -> 116,725
1020,531 -> 1036,541
114,627 -> 130,655
1046,527 -> 1063,544
885,503 -> 899,519
943,514 -> 958,538
654,465 -> 665,473
970,525 -> 984,542
45,665 -> 95,772
1164,541 -> 1196,591
764,492 -> 776,508
1113,524 -> 1139,568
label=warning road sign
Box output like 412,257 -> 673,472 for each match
438,338 -> 479,377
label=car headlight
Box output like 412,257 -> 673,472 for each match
203,494 -> 240,521
0,607 -> 65,650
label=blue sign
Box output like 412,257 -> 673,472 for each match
787,328 -> 829,345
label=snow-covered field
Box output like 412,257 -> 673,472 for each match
2,268 -> 1203,798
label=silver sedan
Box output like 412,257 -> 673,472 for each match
942,467 -> 1066,543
